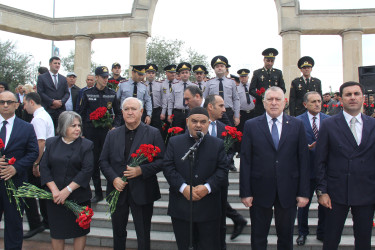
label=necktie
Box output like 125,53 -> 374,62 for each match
169,80 -> 172,93
198,82 -> 202,90
53,74 -> 58,88
133,82 -> 137,97
218,78 -> 224,99
306,78 -> 310,85
267,69 -> 271,76
183,82 -> 187,107
149,82 -> 154,107
0,120 -> 8,147
211,121 -> 217,137
312,116 -> 318,139
244,84 -> 251,104
271,118 -> 279,149
350,117 -> 359,145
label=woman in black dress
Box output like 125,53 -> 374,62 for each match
40,111 -> 94,250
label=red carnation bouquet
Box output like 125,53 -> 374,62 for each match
221,126 -> 243,153
106,144 -> 161,216
89,107 -> 113,129
256,87 -> 266,98
107,79 -> 120,91
0,139 -> 23,216
14,183 -> 94,229
165,127 -> 184,143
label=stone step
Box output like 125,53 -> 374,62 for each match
89,211 -> 363,236
91,199 -> 330,219
1,223 -> 372,249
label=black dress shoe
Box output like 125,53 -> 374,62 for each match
296,235 -> 306,245
230,219 -> 247,240
228,164 -> 237,172
91,195 -> 103,203
23,225 -> 45,239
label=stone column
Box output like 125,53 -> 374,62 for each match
280,31 -> 301,100
129,32 -> 148,66
341,29 -> 363,82
74,35 -> 93,88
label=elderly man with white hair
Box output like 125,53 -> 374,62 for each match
100,97 -> 165,250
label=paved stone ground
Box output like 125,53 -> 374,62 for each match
0,238 -> 135,250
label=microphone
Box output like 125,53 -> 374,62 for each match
196,131 -> 204,139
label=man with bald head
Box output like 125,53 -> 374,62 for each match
0,91 -> 38,249
240,86 -> 309,249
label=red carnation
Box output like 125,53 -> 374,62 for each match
8,157 -> 16,165
0,139 -> 4,149
260,87 -> 265,94
253,99 -> 256,104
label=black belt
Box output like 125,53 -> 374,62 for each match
153,107 -> 162,110
241,110 -> 253,114
174,109 -> 188,113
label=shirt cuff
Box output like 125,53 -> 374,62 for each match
204,183 -> 211,194
179,183 -> 187,193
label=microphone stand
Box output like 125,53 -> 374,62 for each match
181,137 -> 203,250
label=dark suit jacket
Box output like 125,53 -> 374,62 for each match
296,112 -> 329,179
163,133 -> 228,222
240,113 -> 309,208
70,85 -> 81,111
75,86 -> 88,112
37,72 -> 69,115
315,111 -> 375,206
99,123 -> 165,206
3,117 -> 39,186
40,136 -> 94,203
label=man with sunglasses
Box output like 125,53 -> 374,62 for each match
0,91 -> 38,249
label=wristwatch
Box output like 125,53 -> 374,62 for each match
316,190 -> 325,197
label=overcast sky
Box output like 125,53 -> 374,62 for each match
1,0 -> 375,92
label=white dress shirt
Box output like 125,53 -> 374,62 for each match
31,107 -> 55,140
0,115 -> 15,148
343,110 -> 363,145
49,71 -> 58,85
266,112 -> 283,140
307,112 -> 320,131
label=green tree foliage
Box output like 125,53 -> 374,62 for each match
0,40 -> 36,91
146,37 -> 209,81
61,50 -> 98,73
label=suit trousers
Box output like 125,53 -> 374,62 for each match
171,217 -> 220,250
150,107 -> 162,135
172,109 -> 188,129
236,110 -> 255,153
323,202 -> 374,250
83,126 -> 107,196
24,167 -> 48,229
250,195 -> 296,250
0,180 -> 24,250
111,186 -> 153,250
297,179 -> 326,237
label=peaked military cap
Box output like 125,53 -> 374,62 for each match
132,65 -> 146,75
298,56 -> 315,69
230,74 -> 240,83
95,66 -> 109,77
193,65 -> 207,73
211,55 -> 229,69
237,69 -> 250,76
163,64 -> 177,72
177,62 -> 192,72
146,64 -> 158,72
262,48 -> 279,58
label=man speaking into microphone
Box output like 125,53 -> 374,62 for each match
163,107 -> 228,250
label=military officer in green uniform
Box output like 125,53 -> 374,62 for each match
249,48 -> 286,117
289,56 -> 322,116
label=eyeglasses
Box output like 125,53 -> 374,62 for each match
0,100 -> 17,105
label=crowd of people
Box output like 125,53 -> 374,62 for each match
0,48 -> 374,250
